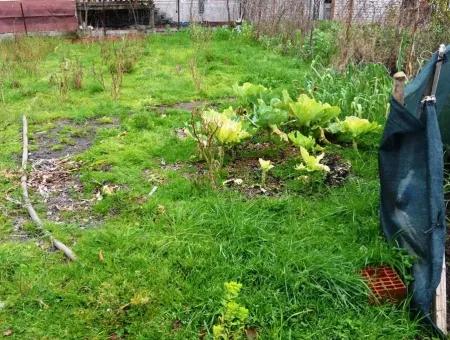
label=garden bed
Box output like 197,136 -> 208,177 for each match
0,31 -> 421,338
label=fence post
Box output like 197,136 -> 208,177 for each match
392,72 -> 407,105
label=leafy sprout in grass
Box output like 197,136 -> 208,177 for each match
258,158 -> 274,186
288,131 -> 316,151
213,281 -> 249,340
295,147 -> 330,173
327,116 -> 381,150
270,124 -> 288,142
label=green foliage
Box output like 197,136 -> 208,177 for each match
232,82 -> 268,106
213,282 -> 249,340
302,23 -> 340,64
296,147 -> 330,173
258,158 -> 274,186
328,116 -> 381,150
288,131 -> 316,151
289,94 -> 341,128
251,98 -> 289,129
330,116 -> 381,139
305,62 -> 391,123
201,108 -> 250,145
188,107 -> 250,185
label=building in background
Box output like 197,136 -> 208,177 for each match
0,0 -> 77,36
0,0 -> 418,37
330,0 -> 402,22
154,0 -> 241,25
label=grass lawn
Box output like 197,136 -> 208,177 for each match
0,30 -> 421,338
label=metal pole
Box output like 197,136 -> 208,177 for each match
177,0 -> 181,29
20,2 -> 27,36
431,44 -> 446,97
430,43 -> 448,336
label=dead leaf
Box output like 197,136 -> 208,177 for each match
98,250 -> 104,262
101,184 -> 118,196
223,178 -> 243,187
198,328 -> 206,340
130,292 -> 150,306
95,191 -> 103,201
171,319 -> 182,331
245,327 -> 258,339
148,186 -> 158,197
157,204 -> 166,215
119,303 -> 131,311
3,329 -> 13,337
38,299 -> 49,309
175,128 -> 188,140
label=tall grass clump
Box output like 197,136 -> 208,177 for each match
0,37 -> 57,75
241,0 -> 449,75
188,24 -> 213,95
305,62 -> 391,122
99,38 -> 143,99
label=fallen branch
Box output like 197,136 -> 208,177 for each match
21,115 -> 76,261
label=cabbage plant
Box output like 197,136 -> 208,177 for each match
289,94 -> 341,128
251,98 -> 289,130
327,116 -> 381,150
201,107 -> 250,145
233,82 -> 268,105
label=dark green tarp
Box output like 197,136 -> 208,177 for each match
379,45 -> 449,331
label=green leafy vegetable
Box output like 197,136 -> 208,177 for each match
327,115 -> 381,150
296,147 -> 330,173
289,94 -> 341,127
233,82 -> 268,105
201,108 -> 250,145
259,158 -> 274,186
272,89 -> 294,111
213,281 -> 249,340
335,116 -> 381,138
270,124 -> 288,142
288,131 -> 316,151
252,99 -> 288,129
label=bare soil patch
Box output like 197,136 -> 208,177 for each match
188,142 -> 351,198
28,158 -> 92,223
323,154 -> 352,187
23,118 -> 119,226
158,100 -> 211,112
224,157 -> 284,197
153,97 -> 235,114
29,118 -> 118,161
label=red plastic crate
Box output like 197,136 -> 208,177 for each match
361,266 -> 407,304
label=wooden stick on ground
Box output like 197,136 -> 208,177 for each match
434,255 -> 447,335
21,115 -> 77,261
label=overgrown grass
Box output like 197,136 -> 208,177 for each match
0,30 -> 423,338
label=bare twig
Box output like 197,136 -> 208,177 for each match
21,115 -> 77,261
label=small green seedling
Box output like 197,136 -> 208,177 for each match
259,158 -> 274,186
